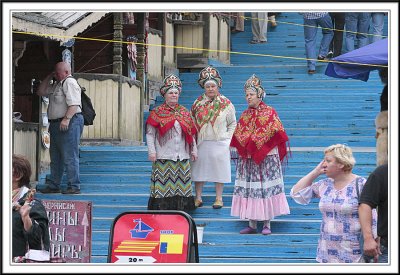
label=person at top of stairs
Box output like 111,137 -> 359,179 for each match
146,74 -> 198,212
231,12 -> 244,33
344,12 -> 371,52
290,144 -> 377,263
300,12 -> 334,74
250,12 -> 268,44
230,74 -> 291,235
190,66 -> 237,209
268,13 -> 278,27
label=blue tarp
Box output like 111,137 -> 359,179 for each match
325,38 -> 388,82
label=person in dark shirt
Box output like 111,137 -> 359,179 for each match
359,164 -> 388,263
375,68 -> 388,166
12,154 -> 50,262
379,68 -> 388,112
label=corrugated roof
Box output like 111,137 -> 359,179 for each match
41,12 -> 88,28
12,12 -> 109,42
12,12 -> 88,29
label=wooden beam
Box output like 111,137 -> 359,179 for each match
136,13 -> 145,143
112,13 -> 123,75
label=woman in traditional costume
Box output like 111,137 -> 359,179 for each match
146,74 -> 197,212
191,66 -> 237,209
230,75 -> 290,234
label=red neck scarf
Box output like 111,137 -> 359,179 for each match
230,101 -> 289,164
146,103 -> 196,145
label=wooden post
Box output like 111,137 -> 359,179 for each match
12,40 -> 27,170
112,13 -> 123,140
160,13 -> 166,77
12,40 -> 27,113
113,13 -> 123,75
217,14 -> 221,61
203,13 -> 210,59
136,13 -> 146,143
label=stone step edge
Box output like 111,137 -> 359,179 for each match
92,217 -> 320,223
79,146 -> 376,153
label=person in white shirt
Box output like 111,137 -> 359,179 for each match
36,62 -> 84,194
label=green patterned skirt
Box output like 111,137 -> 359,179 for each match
148,159 -> 195,212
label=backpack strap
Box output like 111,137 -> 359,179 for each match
60,75 -> 74,88
61,76 -> 83,108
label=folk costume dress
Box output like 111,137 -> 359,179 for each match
190,66 -> 237,183
230,77 -> 290,222
146,75 -> 197,212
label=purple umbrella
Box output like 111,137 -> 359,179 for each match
325,38 -> 388,82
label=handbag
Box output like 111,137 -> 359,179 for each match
25,249 -> 50,262
24,235 -> 50,263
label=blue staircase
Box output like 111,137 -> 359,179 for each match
36,12 -> 386,263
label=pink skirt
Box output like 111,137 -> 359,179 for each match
230,147 -> 290,221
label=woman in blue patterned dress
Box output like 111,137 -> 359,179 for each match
290,144 -> 377,263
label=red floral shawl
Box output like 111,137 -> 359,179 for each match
191,93 -> 232,132
230,101 -> 289,164
146,103 -> 196,145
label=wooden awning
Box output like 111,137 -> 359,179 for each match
12,12 -> 109,43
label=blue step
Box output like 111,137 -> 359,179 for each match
38,12 -> 386,264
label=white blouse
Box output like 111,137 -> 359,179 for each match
146,121 -> 197,161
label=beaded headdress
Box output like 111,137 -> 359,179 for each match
244,74 -> 265,99
160,74 -> 182,97
198,66 -> 222,88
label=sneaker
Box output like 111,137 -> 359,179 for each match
61,188 -> 81,194
38,186 -> 61,194
261,226 -> 272,235
308,69 -> 316,74
259,40 -> 267,43
317,55 -> 326,60
250,40 -> 260,44
240,226 -> 257,234
327,51 -> 334,58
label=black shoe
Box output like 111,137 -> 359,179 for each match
317,55 -> 326,60
308,69 -> 316,74
38,186 -> 61,193
61,188 -> 81,194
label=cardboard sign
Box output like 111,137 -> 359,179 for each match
109,212 -> 193,263
42,200 -> 92,263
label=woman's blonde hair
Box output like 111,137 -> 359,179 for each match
324,144 -> 356,172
